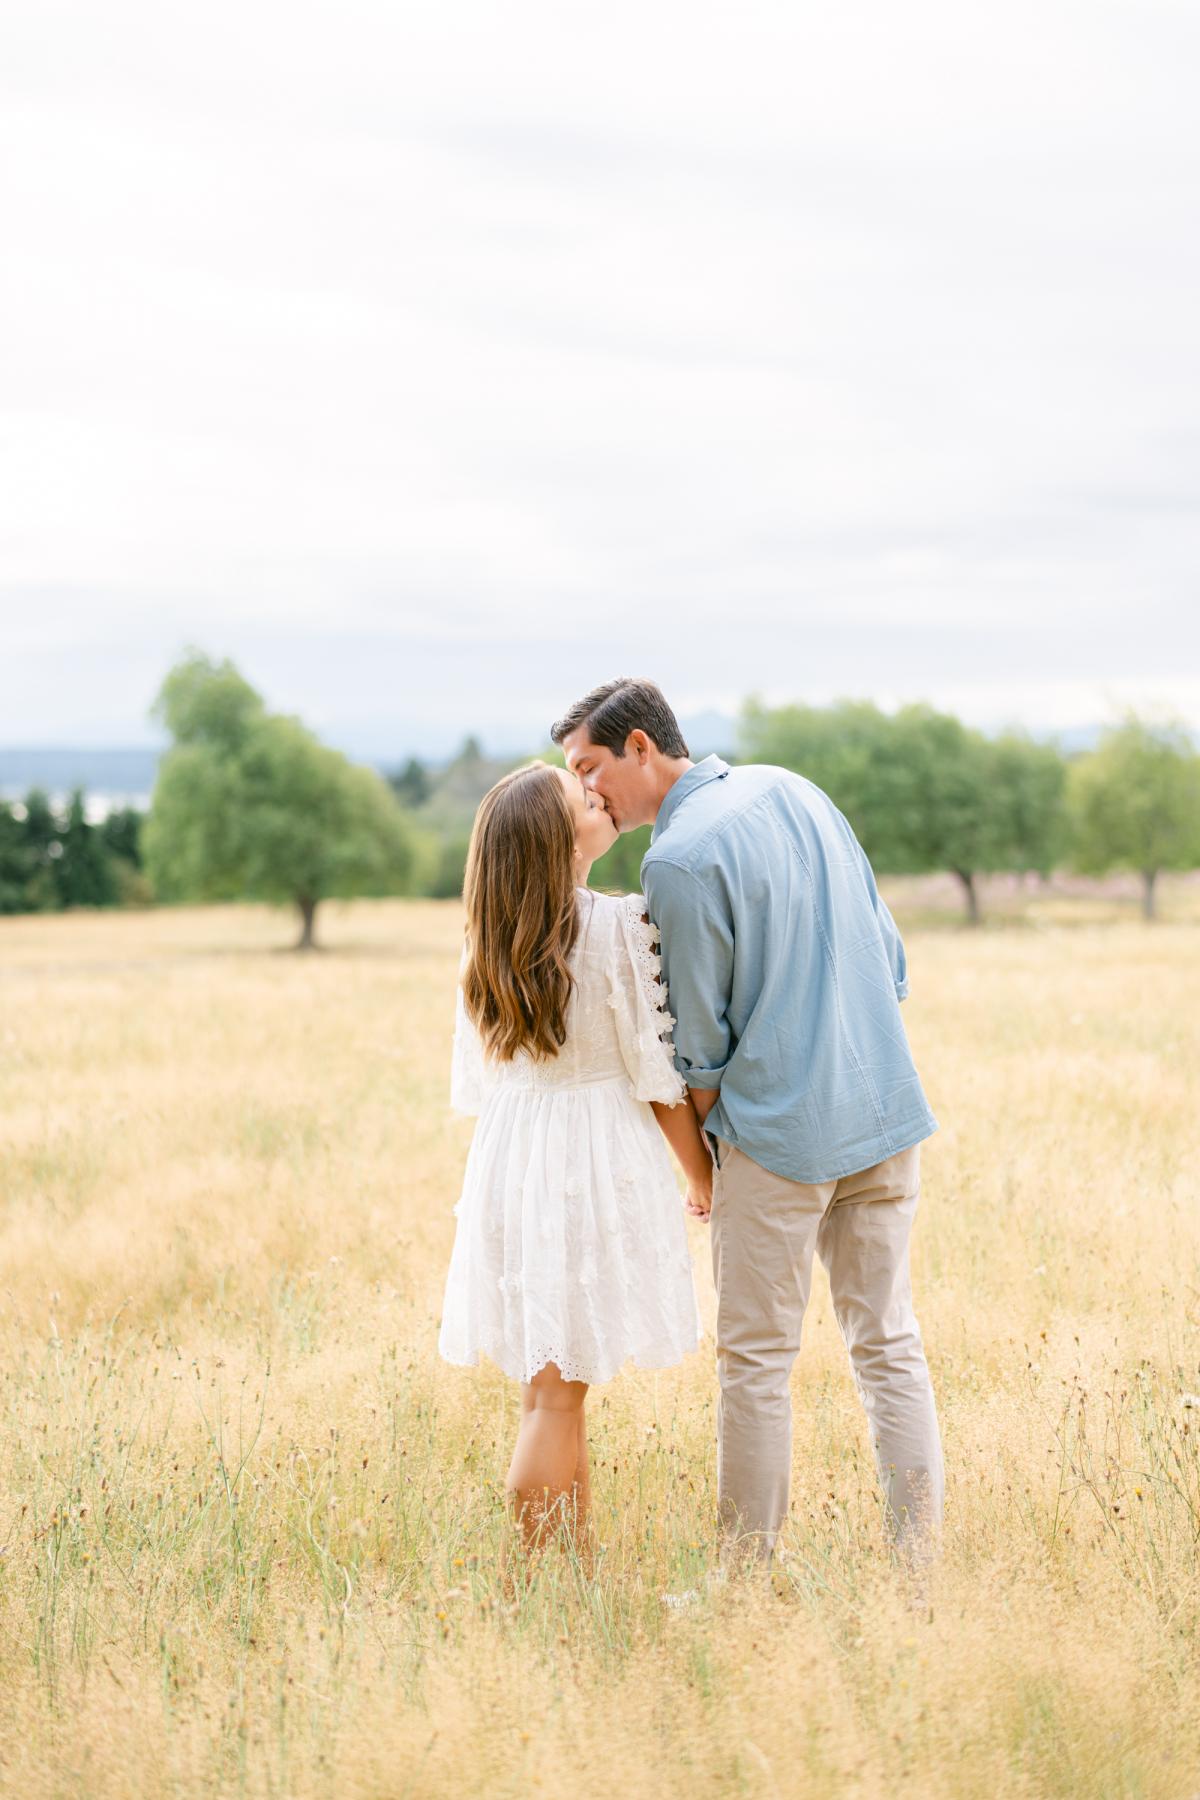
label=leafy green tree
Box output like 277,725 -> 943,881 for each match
427,829 -> 473,900
100,806 -> 144,869
405,741 -> 556,900
871,707 -> 1015,922
0,803 -> 37,913
56,789 -> 117,908
154,651 -> 266,751
740,698 -> 1016,921
585,825 -> 651,895
739,697 -> 898,858
990,733 -> 1068,880
97,802 -> 151,900
435,736 -> 503,811
146,651 -> 420,948
20,789 -> 64,911
1068,716 -> 1200,919
387,756 -> 432,809
98,806 -> 152,905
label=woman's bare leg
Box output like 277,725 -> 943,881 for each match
506,1362 -> 589,1553
573,1408 -> 592,1520
570,1407 -> 597,1572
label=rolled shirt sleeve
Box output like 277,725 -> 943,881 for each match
642,860 -> 735,1090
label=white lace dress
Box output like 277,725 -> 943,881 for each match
438,889 -> 701,1386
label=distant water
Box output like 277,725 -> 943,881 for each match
0,747 -> 160,816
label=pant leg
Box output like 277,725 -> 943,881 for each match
710,1142 -> 835,1558
816,1147 -> 944,1558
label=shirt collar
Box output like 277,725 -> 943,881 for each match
651,755 -> 730,843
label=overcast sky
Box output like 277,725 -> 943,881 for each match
2,0 -> 1198,757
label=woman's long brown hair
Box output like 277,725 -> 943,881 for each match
461,762 -> 581,1062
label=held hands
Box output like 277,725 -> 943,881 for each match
651,1086 -> 716,1222
684,1169 -> 713,1222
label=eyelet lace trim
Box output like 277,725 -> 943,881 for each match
444,1333 -> 701,1388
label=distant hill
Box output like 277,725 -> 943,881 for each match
678,710 -> 739,757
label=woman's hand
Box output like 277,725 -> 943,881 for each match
649,1093 -> 716,1222
684,1169 -> 713,1222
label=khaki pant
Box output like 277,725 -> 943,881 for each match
710,1139 -> 943,1560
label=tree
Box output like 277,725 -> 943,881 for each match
0,803 -> 36,913
56,789 -> 117,908
387,756 -> 431,809
587,825 -> 652,895
436,736 -> 501,810
426,829 -> 473,900
0,791 -> 139,913
405,739 -> 544,900
989,732 -> 1068,881
145,651 -> 420,948
20,789 -> 63,912
100,806 -> 145,869
1068,716 -> 1200,919
739,698 -> 1017,922
739,698 -> 896,854
875,707 -> 1017,923
99,804 -> 152,904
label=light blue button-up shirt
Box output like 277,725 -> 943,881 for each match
641,756 -> 937,1184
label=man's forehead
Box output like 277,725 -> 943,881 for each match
562,728 -> 601,769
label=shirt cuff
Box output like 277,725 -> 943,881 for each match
679,1062 -> 728,1090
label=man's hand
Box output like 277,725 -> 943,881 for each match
689,1086 -> 720,1127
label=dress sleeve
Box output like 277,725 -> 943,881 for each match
607,894 -> 688,1107
642,857 -> 734,1090
450,952 -> 490,1116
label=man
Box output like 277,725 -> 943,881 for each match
552,677 -> 943,1563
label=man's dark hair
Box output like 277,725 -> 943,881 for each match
550,678 -> 689,759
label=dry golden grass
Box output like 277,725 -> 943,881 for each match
1,889 -> 1199,1798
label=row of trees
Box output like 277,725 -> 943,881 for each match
0,791 -> 146,914
738,700 -> 1200,922
3,653 -> 1197,937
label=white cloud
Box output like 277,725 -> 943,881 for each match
1,0 -> 1197,745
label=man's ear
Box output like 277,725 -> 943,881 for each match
628,729 -> 651,763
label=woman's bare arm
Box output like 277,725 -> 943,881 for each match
650,1094 -> 714,1218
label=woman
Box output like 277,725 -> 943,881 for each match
438,761 -> 713,1558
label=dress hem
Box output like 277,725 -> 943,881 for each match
438,1334 -> 702,1388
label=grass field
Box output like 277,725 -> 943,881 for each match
1,889 -> 1199,1798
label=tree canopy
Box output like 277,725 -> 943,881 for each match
739,698 -> 1062,920
1068,716 -> 1200,918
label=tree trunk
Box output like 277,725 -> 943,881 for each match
296,894 -> 318,950
953,868 -> 982,925
1142,869 -> 1157,922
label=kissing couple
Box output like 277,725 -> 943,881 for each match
439,677 -> 944,1571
